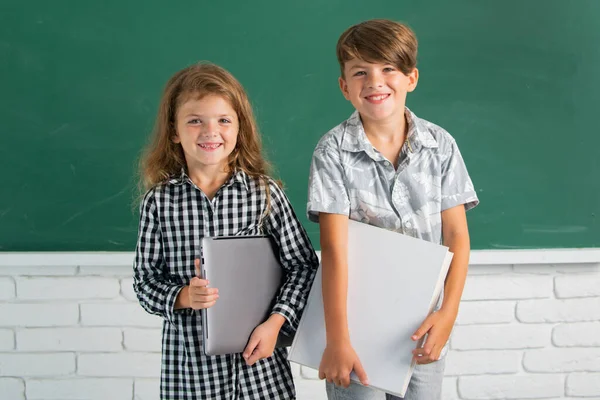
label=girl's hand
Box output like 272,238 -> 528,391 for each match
187,276 -> 219,310
243,314 -> 285,366
411,307 -> 457,364
319,342 -> 369,388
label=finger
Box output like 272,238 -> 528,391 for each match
194,258 -> 201,277
340,373 -> 350,388
246,344 -> 264,366
353,359 -> 369,386
318,368 -> 326,380
412,321 -> 433,341
191,300 -> 216,310
190,277 -> 210,287
191,293 -> 219,303
243,334 -> 261,361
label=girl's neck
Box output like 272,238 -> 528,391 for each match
188,164 -> 231,200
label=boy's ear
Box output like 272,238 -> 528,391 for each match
407,68 -> 419,93
338,76 -> 351,100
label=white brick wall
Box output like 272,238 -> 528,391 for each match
0,257 -> 599,399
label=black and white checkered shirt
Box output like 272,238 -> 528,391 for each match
133,170 -> 319,400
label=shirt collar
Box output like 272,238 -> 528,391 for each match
340,107 -> 438,155
168,168 -> 249,191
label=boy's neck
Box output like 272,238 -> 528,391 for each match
360,108 -> 408,144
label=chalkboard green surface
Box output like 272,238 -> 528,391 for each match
1,0 -> 598,251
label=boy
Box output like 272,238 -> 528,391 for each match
307,19 -> 479,399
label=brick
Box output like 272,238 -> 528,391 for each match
0,277 -> 15,300
517,298 -> 600,323
0,329 -> 14,350
120,277 -> 137,301
553,322 -> 600,347
566,372 -> 600,396
294,378 -> 327,400
16,277 -> 119,300
0,353 -> 75,376
134,378 -> 160,400
290,362 -> 300,378
451,325 -> 550,350
17,328 -> 122,351
458,374 -> 564,399
27,378 -> 133,400
300,366 -> 319,380
555,274 -> 600,298
461,275 -> 552,300
78,353 -> 161,378
524,348 -> 600,372
467,265 -> 512,275
0,378 -> 25,400
79,266 -> 132,277
455,301 -> 515,325
0,266 -> 77,276
0,304 -> 79,327
442,377 -> 459,400
81,303 -> 162,327
512,264 -> 557,274
445,350 -> 520,375
123,328 -> 161,352
556,263 -> 600,273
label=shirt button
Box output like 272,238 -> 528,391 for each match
405,221 -> 412,228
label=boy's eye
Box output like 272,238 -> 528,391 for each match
353,71 -> 366,77
383,67 -> 395,72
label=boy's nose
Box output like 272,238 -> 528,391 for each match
367,75 -> 384,88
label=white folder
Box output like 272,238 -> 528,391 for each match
288,220 -> 453,397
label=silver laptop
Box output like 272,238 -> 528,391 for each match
200,235 -> 293,356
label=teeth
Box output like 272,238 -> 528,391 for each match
369,94 -> 388,100
199,144 -> 221,149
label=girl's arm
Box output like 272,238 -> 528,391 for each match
133,190 -> 185,326
266,181 -> 320,336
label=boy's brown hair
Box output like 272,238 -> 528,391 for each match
336,19 -> 418,77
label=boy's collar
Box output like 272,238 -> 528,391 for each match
341,107 -> 438,154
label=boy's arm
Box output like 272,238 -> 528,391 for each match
320,213 -> 350,344
411,204 -> 470,364
319,213 -> 369,387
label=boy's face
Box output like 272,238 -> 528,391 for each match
339,58 -> 418,125
173,94 -> 239,175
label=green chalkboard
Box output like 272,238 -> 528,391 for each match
1,0 -> 599,251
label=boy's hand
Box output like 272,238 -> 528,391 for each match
411,307 -> 457,364
319,342 -> 369,388
243,314 -> 285,366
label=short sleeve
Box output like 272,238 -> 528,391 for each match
307,145 -> 351,222
441,139 -> 479,211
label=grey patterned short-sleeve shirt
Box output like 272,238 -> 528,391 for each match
307,108 -> 479,244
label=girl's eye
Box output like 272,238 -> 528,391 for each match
354,71 -> 366,77
219,118 -> 231,124
188,119 -> 201,124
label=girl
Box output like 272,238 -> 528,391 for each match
133,62 -> 319,400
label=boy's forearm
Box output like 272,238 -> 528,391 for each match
441,231 -> 470,313
321,251 -> 351,344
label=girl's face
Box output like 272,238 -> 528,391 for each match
173,94 -> 239,175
